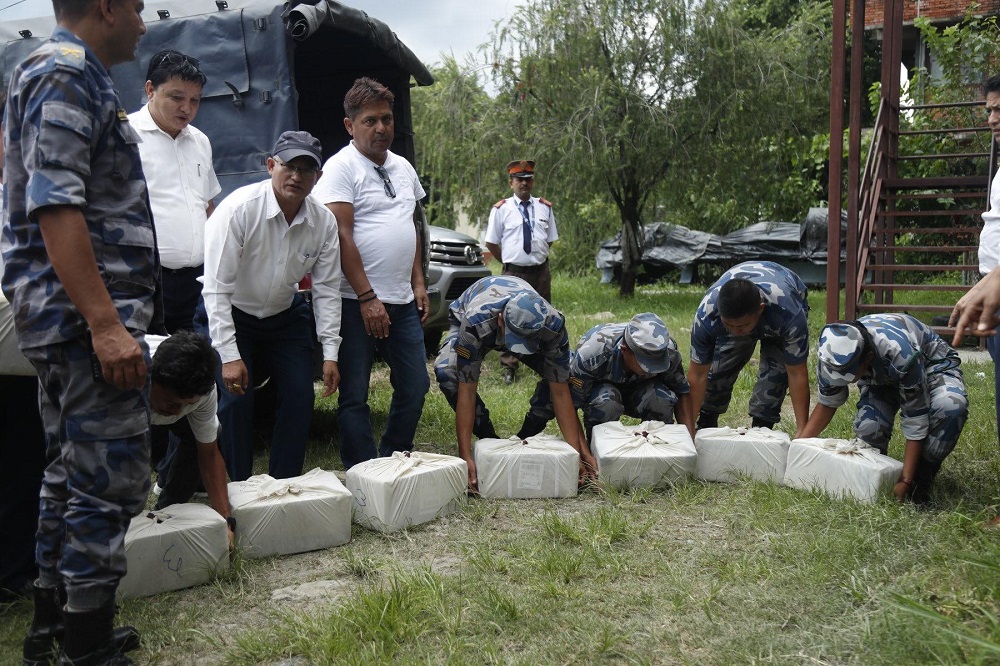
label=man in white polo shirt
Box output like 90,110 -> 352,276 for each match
129,49 -> 220,333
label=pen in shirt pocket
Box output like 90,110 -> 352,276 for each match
197,163 -> 202,176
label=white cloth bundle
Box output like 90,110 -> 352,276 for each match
473,434 -> 579,499
694,426 -> 791,483
591,420 -> 697,489
118,503 -> 229,599
783,437 -> 904,502
229,468 -> 352,558
346,451 -> 467,532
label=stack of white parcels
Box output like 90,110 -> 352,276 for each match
229,468 -> 352,558
474,435 -> 579,499
118,503 -> 228,599
694,426 -> 790,483
783,437 -> 903,502
346,451 -> 467,532
591,420 -> 697,489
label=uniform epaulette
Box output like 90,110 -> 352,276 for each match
539,198 -> 553,207
52,43 -> 86,72
493,199 -> 506,209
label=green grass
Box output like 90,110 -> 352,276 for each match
2,273 -> 1000,665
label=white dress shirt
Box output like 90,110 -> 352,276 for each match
980,167 -> 1000,274
483,195 -> 558,265
129,104 -> 221,269
202,181 -> 342,364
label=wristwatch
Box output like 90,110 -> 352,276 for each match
225,516 -> 237,532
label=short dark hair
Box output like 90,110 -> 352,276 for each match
985,75 -> 1000,96
51,0 -> 93,21
151,331 -> 217,399
718,278 -> 763,319
343,77 -> 394,119
145,50 -> 207,88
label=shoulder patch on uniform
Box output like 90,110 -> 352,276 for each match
493,199 -> 506,209
53,44 -> 86,71
539,198 -> 553,207
455,345 -> 472,359
569,376 -> 584,389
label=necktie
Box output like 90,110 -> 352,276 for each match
519,200 -> 532,255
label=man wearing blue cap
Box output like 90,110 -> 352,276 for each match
516,313 -> 694,441
798,314 -> 968,503
434,276 -> 597,490
199,130 -> 343,482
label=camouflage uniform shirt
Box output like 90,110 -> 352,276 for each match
817,313 -> 961,440
690,261 -> 809,366
570,322 -> 689,399
447,275 -> 570,384
1,28 -> 156,348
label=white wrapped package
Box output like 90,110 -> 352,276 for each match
118,503 -> 229,599
591,421 -> 697,489
474,435 -> 579,499
783,438 -> 904,502
229,468 -> 352,558
694,426 -> 791,483
346,451 -> 467,532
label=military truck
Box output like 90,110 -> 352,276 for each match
0,0 -> 490,349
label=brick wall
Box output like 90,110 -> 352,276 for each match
865,0 -> 1000,28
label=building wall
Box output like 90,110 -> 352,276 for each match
865,0 -> 1000,28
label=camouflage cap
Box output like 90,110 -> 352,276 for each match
817,323 -> 865,385
503,292 -> 551,354
623,312 -> 671,374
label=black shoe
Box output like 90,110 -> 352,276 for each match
910,459 -> 942,505
58,605 -> 136,666
474,421 -> 499,440
751,417 -> 777,430
516,413 -> 549,439
503,367 -> 516,385
696,412 -> 719,429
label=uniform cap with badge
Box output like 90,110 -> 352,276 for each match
817,323 -> 866,385
503,291 -> 551,354
506,160 -> 535,179
623,312 -> 672,374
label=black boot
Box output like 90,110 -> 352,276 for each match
58,606 -> 134,666
22,584 -> 62,666
474,420 -> 499,440
696,412 -> 719,429
910,459 -> 942,505
516,413 -> 549,440
751,417 -> 777,430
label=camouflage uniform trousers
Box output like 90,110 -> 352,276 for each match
24,336 -> 151,610
525,378 -> 680,433
702,335 -> 788,424
499,262 -> 552,372
854,368 -> 968,463
434,327 -> 550,438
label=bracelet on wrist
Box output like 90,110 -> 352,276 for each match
357,288 -> 374,298
897,476 -> 915,487
359,294 -> 378,304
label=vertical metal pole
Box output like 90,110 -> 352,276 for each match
844,0 -> 867,320
827,0 -> 847,322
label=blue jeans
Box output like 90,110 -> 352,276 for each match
990,331 -> 1000,444
195,294 -> 315,482
337,298 -> 430,468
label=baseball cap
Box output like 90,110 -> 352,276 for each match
817,323 -> 866,385
623,313 -> 672,374
503,292 -> 551,354
272,131 -> 323,168
506,160 -> 535,179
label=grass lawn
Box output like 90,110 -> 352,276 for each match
2,273 -> 999,665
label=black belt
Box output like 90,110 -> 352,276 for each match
162,264 -> 203,276
504,260 -> 547,273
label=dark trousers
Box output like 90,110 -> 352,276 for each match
989,330 -> 1000,444
500,261 -> 552,370
0,375 -> 45,596
151,418 -> 207,509
196,294 -> 315,482
161,265 -> 204,334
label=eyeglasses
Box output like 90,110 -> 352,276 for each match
374,165 -> 396,198
154,52 -> 201,71
274,158 -> 320,178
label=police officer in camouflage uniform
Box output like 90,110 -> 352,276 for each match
688,261 -> 811,435
434,276 -> 597,491
2,1 -> 151,663
516,313 -> 695,441
799,314 -> 968,504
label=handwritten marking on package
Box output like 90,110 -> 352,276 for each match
517,462 -> 545,490
162,544 -> 183,577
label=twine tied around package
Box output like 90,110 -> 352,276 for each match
813,438 -> 872,456
711,426 -> 788,442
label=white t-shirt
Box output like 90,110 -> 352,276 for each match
312,143 -> 426,304
129,104 -> 221,269
202,181 -> 343,364
980,167 -> 1000,274
483,195 -> 558,265
147,334 -> 220,444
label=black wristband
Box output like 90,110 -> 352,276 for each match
225,516 -> 237,532
359,294 -> 378,304
357,288 -> 374,298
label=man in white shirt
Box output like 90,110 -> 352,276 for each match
312,77 -> 430,470
129,49 -> 220,333
484,160 -> 559,384
199,131 -> 342,482
978,73 -> 1000,442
